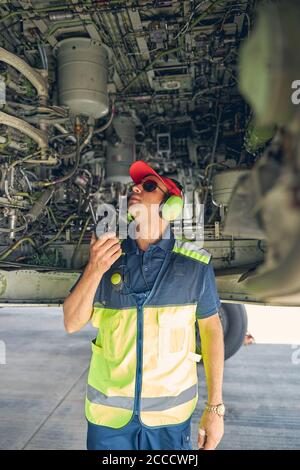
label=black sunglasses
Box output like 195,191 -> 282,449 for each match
141,179 -> 168,195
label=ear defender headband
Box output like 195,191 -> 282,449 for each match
159,178 -> 184,221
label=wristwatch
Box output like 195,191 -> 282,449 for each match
205,402 -> 226,417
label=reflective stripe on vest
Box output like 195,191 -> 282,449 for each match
87,384 -> 134,410
87,382 -> 197,412
172,240 -> 211,264
141,383 -> 197,411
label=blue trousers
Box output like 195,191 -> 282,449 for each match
87,416 -> 193,450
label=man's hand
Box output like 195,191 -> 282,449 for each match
198,409 -> 224,450
87,231 -> 122,276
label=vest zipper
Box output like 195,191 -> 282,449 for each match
134,301 -> 144,416
132,252 -> 172,419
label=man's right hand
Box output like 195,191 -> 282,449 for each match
87,231 -> 122,276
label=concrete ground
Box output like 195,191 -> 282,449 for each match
0,307 -> 300,450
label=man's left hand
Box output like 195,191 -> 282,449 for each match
198,410 -> 224,450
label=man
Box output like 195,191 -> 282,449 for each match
63,160 -> 225,451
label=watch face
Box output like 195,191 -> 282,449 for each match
217,404 -> 225,415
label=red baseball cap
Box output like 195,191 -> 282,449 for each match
129,160 -> 182,197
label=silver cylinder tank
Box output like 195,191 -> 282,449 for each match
106,115 -> 136,183
212,169 -> 250,206
56,38 -> 108,118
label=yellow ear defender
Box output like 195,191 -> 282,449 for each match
159,179 -> 184,221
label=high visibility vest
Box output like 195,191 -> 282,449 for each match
85,239 -> 212,428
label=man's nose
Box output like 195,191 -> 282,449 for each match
132,183 -> 142,193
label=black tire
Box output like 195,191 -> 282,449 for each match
196,303 -> 248,361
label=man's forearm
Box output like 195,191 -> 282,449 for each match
198,315 -> 224,403
63,264 -> 104,333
